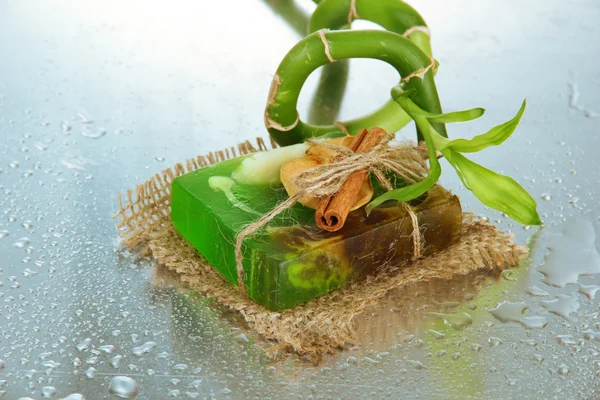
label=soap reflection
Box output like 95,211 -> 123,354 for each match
151,259 -> 500,354
353,271 -> 496,349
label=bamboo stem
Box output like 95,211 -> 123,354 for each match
265,29 -> 447,146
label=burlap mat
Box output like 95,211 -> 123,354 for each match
115,137 -> 527,359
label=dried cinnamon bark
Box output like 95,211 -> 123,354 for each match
315,127 -> 388,232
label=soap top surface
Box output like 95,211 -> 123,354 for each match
173,153 -> 459,249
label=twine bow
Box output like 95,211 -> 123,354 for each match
235,133 -> 429,293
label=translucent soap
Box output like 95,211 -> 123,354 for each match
171,155 -> 462,310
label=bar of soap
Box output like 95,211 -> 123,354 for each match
171,154 -> 462,310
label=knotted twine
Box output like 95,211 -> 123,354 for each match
234,134 -> 430,293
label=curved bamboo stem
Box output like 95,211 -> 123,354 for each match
265,29 -> 446,146
310,0 -> 432,57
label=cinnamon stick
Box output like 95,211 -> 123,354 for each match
315,127 -> 388,232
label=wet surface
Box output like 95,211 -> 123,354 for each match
1,0 -> 599,398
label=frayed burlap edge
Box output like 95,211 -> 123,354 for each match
115,136 -> 527,359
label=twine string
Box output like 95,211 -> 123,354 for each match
234,136 -> 428,290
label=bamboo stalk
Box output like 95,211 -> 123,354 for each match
265,29 -> 447,146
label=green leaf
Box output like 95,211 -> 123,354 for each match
445,150 -> 542,225
441,100 -> 526,153
365,157 -> 441,215
390,84 -> 415,101
429,128 -> 451,150
421,107 -> 485,123
367,99 -> 444,214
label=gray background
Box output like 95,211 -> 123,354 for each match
0,0 -> 599,398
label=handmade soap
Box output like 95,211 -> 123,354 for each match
171,154 -> 462,310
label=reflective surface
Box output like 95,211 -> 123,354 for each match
1,0 -> 599,398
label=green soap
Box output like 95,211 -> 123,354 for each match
171,154 -> 462,311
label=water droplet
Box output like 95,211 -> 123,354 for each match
426,330 -> 446,340
58,394 -> 84,400
173,364 -> 188,371
527,286 -> 549,297
76,338 -> 92,351
541,294 -> 580,322
0,360 -> 4,371
99,345 -> 115,354
13,237 -> 30,248
154,156 -> 165,162
9,161 -> 19,168
86,356 -> 98,365
583,329 -> 600,342
41,361 -> 61,369
555,334 -> 576,345
234,334 -> 249,343
132,341 -> 156,356
501,269 -> 517,281
110,355 -> 123,368
579,284 -> 600,301
489,301 -> 548,329
108,376 -> 139,399
557,363 -> 569,375
60,156 -> 90,171
23,268 -> 37,277
61,122 -> 71,134
85,367 -> 96,379
469,343 -> 482,352
541,194 -> 551,201
41,386 -> 57,398
426,312 -> 472,330
403,334 -> 415,343
81,126 -> 106,139
77,110 -> 94,124
34,142 -> 49,152
451,352 -> 461,360
0,231 -> 8,239
538,214 -> 600,287
366,357 -> 379,371
405,359 -> 426,370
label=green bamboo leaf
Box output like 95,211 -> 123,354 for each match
390,84 -> 415,100
366,155 -> 441,215
441,100 -> 526,153
421,108 -> 485,123
429,127 -> 451,150
446,150 -> 541,225
367,97 -> 443,214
